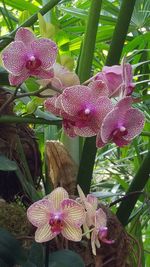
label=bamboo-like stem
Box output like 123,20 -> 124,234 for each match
77,0 -> 137,194
77,0 -> 103,83
116,150 -> 150,226
106,0 -> 137,66
0,115 -> 61,125
0,0 -> 61,50
76,0 -> 102,192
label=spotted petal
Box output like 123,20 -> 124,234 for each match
9,71 -> 29,86
61,199 -> 85,227
27,198 -> 52,227
47,187 -> 69,210
2,41 -> 27,75
35,223 -> 57,242
62,221 -> 82,241
123,108 -> 145,140
15,27 -> 35,49
31,38 -> 57,69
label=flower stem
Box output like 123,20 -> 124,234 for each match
77,0 -> 103,83
76,0 -> 103,192
77,0 -> 137,194
116,150 -> 150,226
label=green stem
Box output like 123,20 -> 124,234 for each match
76,0 -> 102,193
77,0 -> 103,83
106,0 -> 137,66
77,0 -> 137,194
0,115 -> 61,125
0,0 -> 61,50
116,150 -> 150,226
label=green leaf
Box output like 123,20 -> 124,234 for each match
22,242 -> 44,267
49,249 -> 85,267
0,228 -> 27,266
0,155 -> 18,171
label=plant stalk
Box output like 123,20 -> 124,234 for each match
76,0 -> 102,192
77,0 -> 137,194
0,115 -> 61,125
116,150 -> 150,226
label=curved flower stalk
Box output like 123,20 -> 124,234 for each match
77,185 -> 114,255
27,187 -> 85,242
2,27 -> 58,86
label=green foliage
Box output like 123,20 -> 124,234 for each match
48,249 -> 85,267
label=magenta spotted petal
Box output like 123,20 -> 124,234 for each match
15,28 -> 35,48
2,27 -> 57,86
99,97 -> 145,147
2,41 -> 27,75
31,38 -> 57,69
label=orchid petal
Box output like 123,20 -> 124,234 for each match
61,199 -> 85,227
61,85 -> 91,116
47,187 -> 69,210
32,38 -> 57,69
95,208 -> 107,230
87,194 -> 98,210
123,108 -> 145,140
61,221 -> 82,241
27,199 -> 52,227
35,223 -> 56,242
9,71 -> 29,86
15,27 -> 35,48
2,41 -> 27,75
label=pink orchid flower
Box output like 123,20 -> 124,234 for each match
2,28 -> 57,86
27,187 -> 85,242
96,97 -> 145,147
45,83 -> 113,138
91,208 -> 114,256
93,63 -> 135,98
59,84 -> 113,137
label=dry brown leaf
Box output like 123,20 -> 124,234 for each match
46,140 -> 77,195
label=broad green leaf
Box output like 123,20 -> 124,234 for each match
0,228 -> 27,266
0,155 -> 18,171
3,0 -> 38,13
22,242 -> 44,267
49,249 -> 85,267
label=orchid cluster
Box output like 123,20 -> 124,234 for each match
27,186 -> 114,255
2,27 -> 145,147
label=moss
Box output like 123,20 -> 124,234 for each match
0,201 -> 31,237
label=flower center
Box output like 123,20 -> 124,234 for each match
111,126 -> 128,140
77,107 -> 93,127
26,56 -> 41,70
49,214 -> 64,234
127,83 -> 135,96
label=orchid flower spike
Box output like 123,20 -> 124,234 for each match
27,187 -> 85,242
2,27 -> 57,86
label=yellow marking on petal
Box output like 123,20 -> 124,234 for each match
48,187 -> 69,210
62,199 -> 85,226
35,223 -> 56,243
27,199 -> 52,227
62,221 -> 82,241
